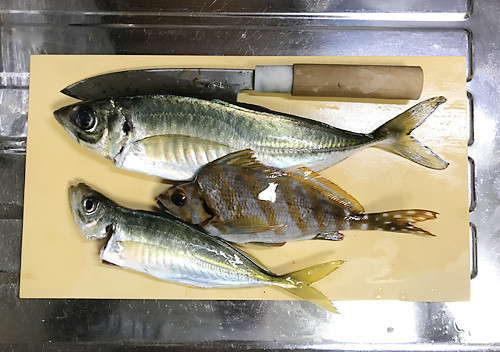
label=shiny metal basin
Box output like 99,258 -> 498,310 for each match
1,0 -> 499,350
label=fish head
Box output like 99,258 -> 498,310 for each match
54,99 -> 125,159
69,183 -> 116,240
157,182 -> 215,226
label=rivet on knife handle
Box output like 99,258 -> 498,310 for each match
255,64 -> 424,100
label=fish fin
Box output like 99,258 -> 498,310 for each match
359,209 -> 438,237
132,135 -> 233,162
287,167 -> 364,213
245,242 -> 286,247
211,217 -> 287,234
206,149 -> 284,177
313,231 -> 345,241
371,96 -> 449,170
280,260 -> 345,314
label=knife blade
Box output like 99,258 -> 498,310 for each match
61,64 -> 423,102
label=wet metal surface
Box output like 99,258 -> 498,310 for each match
2,0 -> 500,350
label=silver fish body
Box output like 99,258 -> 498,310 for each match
55,95 -> 448,181
69,183 -> 343,312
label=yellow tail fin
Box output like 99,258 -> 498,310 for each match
279,260 -> 344,314
372,96 -> 449,170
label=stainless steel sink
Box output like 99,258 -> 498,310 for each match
2,0 -> 500,350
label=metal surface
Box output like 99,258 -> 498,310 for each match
61,68 -> 255,102
1,0 -> 500,350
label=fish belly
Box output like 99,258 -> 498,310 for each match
101,235 -> 270,288
114,135 -> 235,180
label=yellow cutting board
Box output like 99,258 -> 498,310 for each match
20,55 -> 469,302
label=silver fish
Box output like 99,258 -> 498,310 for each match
69,183 -> 344,313
55,95 -> 448,181
157,150 -> 438,246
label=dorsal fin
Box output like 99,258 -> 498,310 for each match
287,167 -> 364,213
204,149 -> 284,177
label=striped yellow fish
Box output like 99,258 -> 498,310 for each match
157,150 -> 438,245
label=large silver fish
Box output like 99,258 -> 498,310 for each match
55,95 -> 448,181
157,150 -> 438,245
69,183 -> 344,313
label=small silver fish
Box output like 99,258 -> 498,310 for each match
55,95 -> 448,181
69,183 -> 344,313
157,150 -> 438,246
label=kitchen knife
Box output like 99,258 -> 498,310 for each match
61,64 -> 423,102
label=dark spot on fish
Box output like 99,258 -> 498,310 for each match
105,223 -> 115,235
122,120 -> 132,134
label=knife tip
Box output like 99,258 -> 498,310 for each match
60,87 -> 80,100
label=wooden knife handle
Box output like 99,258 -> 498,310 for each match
292,64 -> 423,100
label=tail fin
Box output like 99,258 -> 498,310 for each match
279,260 -> 344,314
372,96 -> 449,170
356,209 -> 438,237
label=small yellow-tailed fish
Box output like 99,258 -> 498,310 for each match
157,150 -> 438,246
70,183 -> 344,313
55,95 -> 448,181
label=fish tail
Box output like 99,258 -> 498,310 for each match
278,260 -> 344,314
354,209 -> 438,237
371,96 -> 449,170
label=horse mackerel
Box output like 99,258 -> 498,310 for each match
54,95 -> 449,181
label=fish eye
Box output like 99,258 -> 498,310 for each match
75,106 -> 96,131
171,191 -> 186,206
83,197 -> 98,214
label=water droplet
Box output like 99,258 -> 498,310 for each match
399,290 -> 407,300
371,287 -> 384,300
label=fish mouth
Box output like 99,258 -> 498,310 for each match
156,196 -> 172,214
54,105 -> 80,142
68,184 -> 80,214
53,105 -> 71,126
